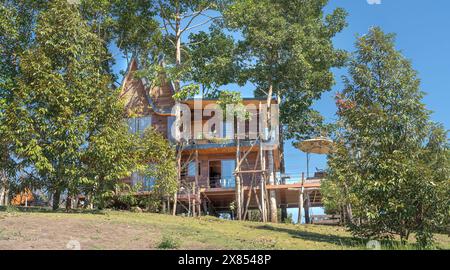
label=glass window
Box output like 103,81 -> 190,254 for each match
221,160 -> 236,188
139,116 -> 152,134
142,175 -> 155,191
167,116 -> 176,142
127,116 -> 152,135
131,169 -> 155,191
128,118 -> 137,134
223,120 -> 234,139
188,161 -> 197,177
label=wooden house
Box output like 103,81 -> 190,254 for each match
119,58 -> 322,221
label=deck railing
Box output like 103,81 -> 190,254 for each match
276,172 -> 326,185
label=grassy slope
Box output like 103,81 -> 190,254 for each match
0,210 -> 449,250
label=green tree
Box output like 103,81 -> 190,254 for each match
188,25 -> 237,97
223,0 -> 347,222
136,128 -> 178,212
123,0 -> 235,101
0,0 -> 44,205
326,27 -> 450,248
11,0 -> 134,210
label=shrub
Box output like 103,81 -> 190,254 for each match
157,235 -> 180,249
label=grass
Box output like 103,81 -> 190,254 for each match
0,209 -> 448,250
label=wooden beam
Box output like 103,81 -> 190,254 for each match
298,173 -> 304,225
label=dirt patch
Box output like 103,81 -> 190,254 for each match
0,212 -> 164,250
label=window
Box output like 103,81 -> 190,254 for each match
131,165 -> 156,192
127,116 -> 152,135
131,172 -> 155,191
223,120 -> 234,139
221,160 -> 236,189
139,116 -> 152,133
187,161 -> 201,177
167,116 -> 176,142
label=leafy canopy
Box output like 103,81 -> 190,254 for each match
324,27 -> 450,248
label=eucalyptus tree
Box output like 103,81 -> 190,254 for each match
223,0 -> 347,222
326,27 -> 450,248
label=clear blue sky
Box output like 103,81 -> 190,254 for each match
112,0 -> 450,221
287,0 -> 450,178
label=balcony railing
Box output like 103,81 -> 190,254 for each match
209,177 -> 236,189
276,172 -> 327,185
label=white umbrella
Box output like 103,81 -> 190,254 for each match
295,137 -> 333,178
295,137 -> 333,155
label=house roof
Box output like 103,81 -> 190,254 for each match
182,97 -> 278,109
119,58 -> 175,116
120,58 -> 278,115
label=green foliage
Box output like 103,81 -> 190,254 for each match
224,0 -> 347,143
0,0 -> 43,196
9,0 -> 135,209
109,0 -> 161,63
135,127 -> 178,211
189,26 -> 237,96
100,183 -> 142,210
5,205 -> 19,213
172,83 -> 200,101
216,90 -> 249,121
157,234 -> 180,249
325,27 -> 450,248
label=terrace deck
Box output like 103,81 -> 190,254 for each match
176,179 -> 323,210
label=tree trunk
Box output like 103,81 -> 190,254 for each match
174,7 -> 182,92
276,93 -> 288,221
346,203 -> 353,224
0,170 -> 7,206
235,137 -> 242,220
342,182 -> 353,224
172,192 -> 178,216
162,199 -> 167,214
304,191 -> 311,224
279,120 -> 287,222
167,196 -> 171,215
65,195 -> 72,210
266,83 -> 278,223
298,188 -> 304,224
267,151 -> 278,223
52,190 -> 61,211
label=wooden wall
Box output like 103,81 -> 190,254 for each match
182,151 -> 262,189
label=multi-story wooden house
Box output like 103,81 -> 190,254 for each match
119,58 -> 322,221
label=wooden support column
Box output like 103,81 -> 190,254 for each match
235,136 -> 242,220
304,191 -> 311,224
202,197 -> 208,215
195,150 -> 201,216
298,172 -> 305,224
259,142 -> 267,222
173,148 -> 181,216
192,182 -> 196,217
192,198 -> 196,217
167,196 -> 171,214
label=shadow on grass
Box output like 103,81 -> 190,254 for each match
252,224 -> 365,248
0,205 -> 106,215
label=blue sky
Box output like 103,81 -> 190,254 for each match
287,0 -> 450,178
112,0 -> 450,221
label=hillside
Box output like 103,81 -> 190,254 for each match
0,210 -> 448,250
